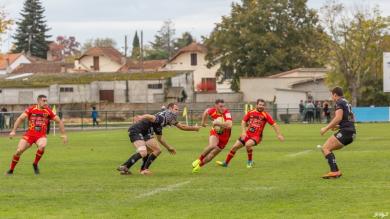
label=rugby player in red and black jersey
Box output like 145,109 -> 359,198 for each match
217,99 -> 284,168
6,95 -> 67,175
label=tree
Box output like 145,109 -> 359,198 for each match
131,31 -> 140,60
48,36 -> 81,62
322,1 -> 390,106
204,0 -> 328,91
82,37 -> 117,52
12,0 -> 51,58
174,32 -> 194,52
0,7 -> 13,47
148,20 -> 176,59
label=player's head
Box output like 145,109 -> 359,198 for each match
331,87 -> 343,101
215,99 -> 225,112
37,95 -> 48,107
167,103 -> 179,114
256,99 -> 266,112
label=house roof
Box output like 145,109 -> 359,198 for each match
78,47 -> 123,64
0,53 -> 23,69
11,62 -> 75,74
118,59 -> 167,72
289,76 -> 326,87
168,42 -> 207,62
267,68 -> 328,78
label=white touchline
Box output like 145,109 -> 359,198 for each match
136,181 -> 191,198
285,150 -> 313,157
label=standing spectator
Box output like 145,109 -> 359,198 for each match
0,107 -> 6,129
305,101 -> 315,123
299,100 -> 305,122
323,102 -> 331,123
92,106 -> 99,127
315,101 -> 322,123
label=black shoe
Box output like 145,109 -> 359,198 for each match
116,165 -> 131,175
5,170 -> 13,176
33,164 -> 40,175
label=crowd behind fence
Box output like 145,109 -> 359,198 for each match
0,107 -> 336,133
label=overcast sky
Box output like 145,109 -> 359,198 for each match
1,0 -> 390,53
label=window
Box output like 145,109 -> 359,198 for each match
99,90 -> 114,102
148,83 -> 163,89
190,53 -> 197,66
93,56 -> 100,71
60,87 -> 74,92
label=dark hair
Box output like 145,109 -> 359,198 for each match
92,106 -> 96,110
167,103 -> 177,109
331,87 -> 344,97
215,99 -> 224,104
37,94 -> 47,100
256,99 -> 265,104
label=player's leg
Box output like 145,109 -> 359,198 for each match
192,135 -> 218,168
118,140 -> 148,175
201,147 -> 222,166
6,139 -> 31,175
245,139 -> 257,168
321,135 -> 343,178
192,135 -> 219,173
140,146 -> 153,172
141,138 -> 162,174
217,139 -> 244,167
33,137 -> 47,175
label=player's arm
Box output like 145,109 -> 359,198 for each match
200,109 -> 209,127
175,123 -> 201,131
321,109 -> 343,135
213,119 -> 232,129
240,120 -> 247,139
271,124 -> 284,141
137,114 -> 157,123
156,135 -> 176,155
9,113 -> 28,139
53,116 -> 68,144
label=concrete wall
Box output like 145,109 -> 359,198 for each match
195,92 -> 243,103
0,87 -> 49,104
76,56 -> 122,72
275,90 -> 307,108
293,80 -> 330,101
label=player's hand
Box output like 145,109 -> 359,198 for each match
277,134 -> 285,142
320,127 -> 328,136
201,123 -> 207,127
134,115 -> 142,123
61,135 -> 68,144
193,125 -> 201,131
9,131 -> 16,139
167,147 -> 176,155
240,132 -> 246,140
331,125 -> 340,131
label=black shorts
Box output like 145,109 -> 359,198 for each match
128,129 -> 154,143
334,130 -> 356,146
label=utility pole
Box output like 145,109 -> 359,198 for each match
141,30 -> 144,73
124,35 -> 128,57
167,25 -> 171,59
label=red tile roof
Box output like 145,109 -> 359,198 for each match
0,53 -> 23,69
118,59 -> 167,72
11,62 -> 74,74
78,47 -> 123,64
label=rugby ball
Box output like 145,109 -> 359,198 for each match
214,117 -> 225,133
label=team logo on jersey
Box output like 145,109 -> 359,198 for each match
225,113 -> 231,119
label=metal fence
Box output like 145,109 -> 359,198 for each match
0,107 -> 333,133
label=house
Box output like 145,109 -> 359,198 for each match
11,62 -> 74,74
118,59 -> 167,73
0,53 -> 32,75
74,47 -> 125,72
240,68 -> 330,108
162,42 -> 232,93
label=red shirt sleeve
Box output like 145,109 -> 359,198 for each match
46,107 -> 57,120
242,111 -> 250,122
265,112 -> 276,125
224,109 -> 232,121
24,106 -> 33,117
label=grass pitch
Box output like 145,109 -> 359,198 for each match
0,123 -> 389,219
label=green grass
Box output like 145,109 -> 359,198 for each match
0,123 -> 389,219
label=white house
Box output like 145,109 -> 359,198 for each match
162,42 -> 232,93
240,68 -> 330,108
74,47 -> 125,72
0,53 -> 32,75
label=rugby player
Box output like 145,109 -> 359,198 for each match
320,87 -> 356,179
216,99 -> 284,168
6,95 -> 67,175
117,103 -> 200,175
192,99 -> 233,173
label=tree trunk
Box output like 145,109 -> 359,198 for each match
349,82 -> 358,107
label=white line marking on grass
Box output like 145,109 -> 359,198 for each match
136,181 -> 191,199
285,150 -> 312,157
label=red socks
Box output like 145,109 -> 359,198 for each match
10,155 -> 20,171
225,150 -> 236,165
247,148 -> 253,161
33,149 -> 45,165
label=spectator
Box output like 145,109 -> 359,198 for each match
299,100 -> 305,122
0,107 -> 6,129
315,101 -> 322,122
305,101 -> 315,123
323,102 -> 331,123
92,106 -> 99,127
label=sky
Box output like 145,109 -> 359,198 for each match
1,0 -> 390,53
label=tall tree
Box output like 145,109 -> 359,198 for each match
148,20 -> 176,59
12,0 -> 51,58
131,31 -> 141,60
204,0 -> 328,91
174,32 -> 194,52
322,1 -> 390,106
81,37 -> 117,52
0,7 -> 13,47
